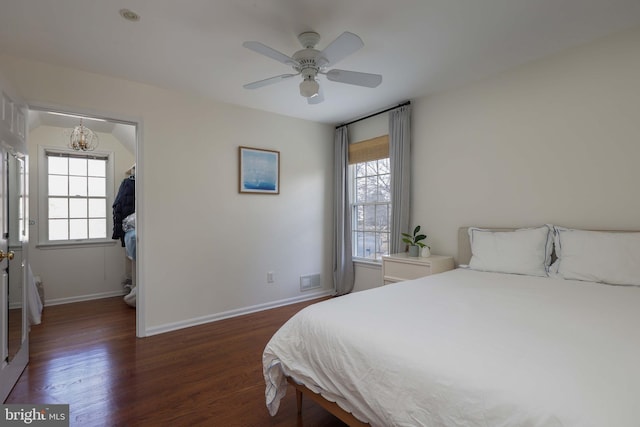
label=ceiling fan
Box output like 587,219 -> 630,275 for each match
242,31 -> 382,104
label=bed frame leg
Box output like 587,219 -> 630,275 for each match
295,388 -> 303,415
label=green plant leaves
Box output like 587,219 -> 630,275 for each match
403,226 -> 428,247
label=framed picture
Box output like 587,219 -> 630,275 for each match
238,146 -> 280,194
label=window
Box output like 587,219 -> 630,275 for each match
350,136 -> 390,261
40,149 -> 114,244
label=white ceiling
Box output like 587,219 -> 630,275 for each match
27,110 -> 137,154
1,0 -> 640,124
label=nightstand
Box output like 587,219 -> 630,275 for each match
382,253 -> 454,285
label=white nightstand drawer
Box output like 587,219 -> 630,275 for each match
382,253 -> 454,284
384,262 -> 430,281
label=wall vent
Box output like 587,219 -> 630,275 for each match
300,273 -> 321,291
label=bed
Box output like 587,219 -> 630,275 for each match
263,226 -> 640,426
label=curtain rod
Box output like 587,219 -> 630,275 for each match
336,100 -> 411,129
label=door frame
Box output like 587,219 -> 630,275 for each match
27,104 -> 145,337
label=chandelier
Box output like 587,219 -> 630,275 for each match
68,119 -> 98,151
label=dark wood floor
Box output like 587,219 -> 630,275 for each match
6,296 -> 348,427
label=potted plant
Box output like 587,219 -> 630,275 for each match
402,225 -> 429,257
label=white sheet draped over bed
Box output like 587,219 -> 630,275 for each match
263,268 -> 640,426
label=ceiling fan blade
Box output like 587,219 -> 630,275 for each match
318,32 -> 364,67
307,86 -> 324,105
243,74 -> 296,89
243,41 -> 298,66
325,69 -> 382,88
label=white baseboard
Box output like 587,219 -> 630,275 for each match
144,289 -> 333,337
44,290 -> 127,307
41,289 -> 333,337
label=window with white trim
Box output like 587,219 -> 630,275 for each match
40,149 -> 114,244
350,135 -> 391,261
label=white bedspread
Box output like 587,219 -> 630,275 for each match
263,268 -> 640,426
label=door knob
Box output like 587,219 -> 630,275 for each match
0,250 -> 14,261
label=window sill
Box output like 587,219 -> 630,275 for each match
353,258 -> 382,267
36,239 -> 119,250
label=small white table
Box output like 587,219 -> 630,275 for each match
381,253 -> 454,285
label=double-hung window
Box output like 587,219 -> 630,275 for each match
39,148 -> 114,245
350,135 -> 390,261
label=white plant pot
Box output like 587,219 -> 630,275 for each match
421,247 -> 431,257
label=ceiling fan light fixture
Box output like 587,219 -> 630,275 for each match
243,30 -> 381,103
299,78 -> 319,98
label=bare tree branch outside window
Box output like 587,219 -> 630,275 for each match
352,158 -> 391,260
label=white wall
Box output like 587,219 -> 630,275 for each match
27,126 -> 135,304
349,113 -> 388,142
0,55 -> 334,335
412,26 -> 640,262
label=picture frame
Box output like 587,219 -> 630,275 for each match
238,146 -> 280,194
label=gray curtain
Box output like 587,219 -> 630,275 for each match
389,104 -> 412,254
333,126 -> 354,295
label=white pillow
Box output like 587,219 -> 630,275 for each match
468,226 -> 553,277
551,227 -> 640,286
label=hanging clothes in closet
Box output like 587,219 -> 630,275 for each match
112,173 -> 135,246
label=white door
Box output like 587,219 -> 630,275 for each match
0,93 -> 29,402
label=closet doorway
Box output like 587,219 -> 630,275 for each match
27,108 -> 141,334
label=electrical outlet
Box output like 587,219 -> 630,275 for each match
267,271 -> 275,283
